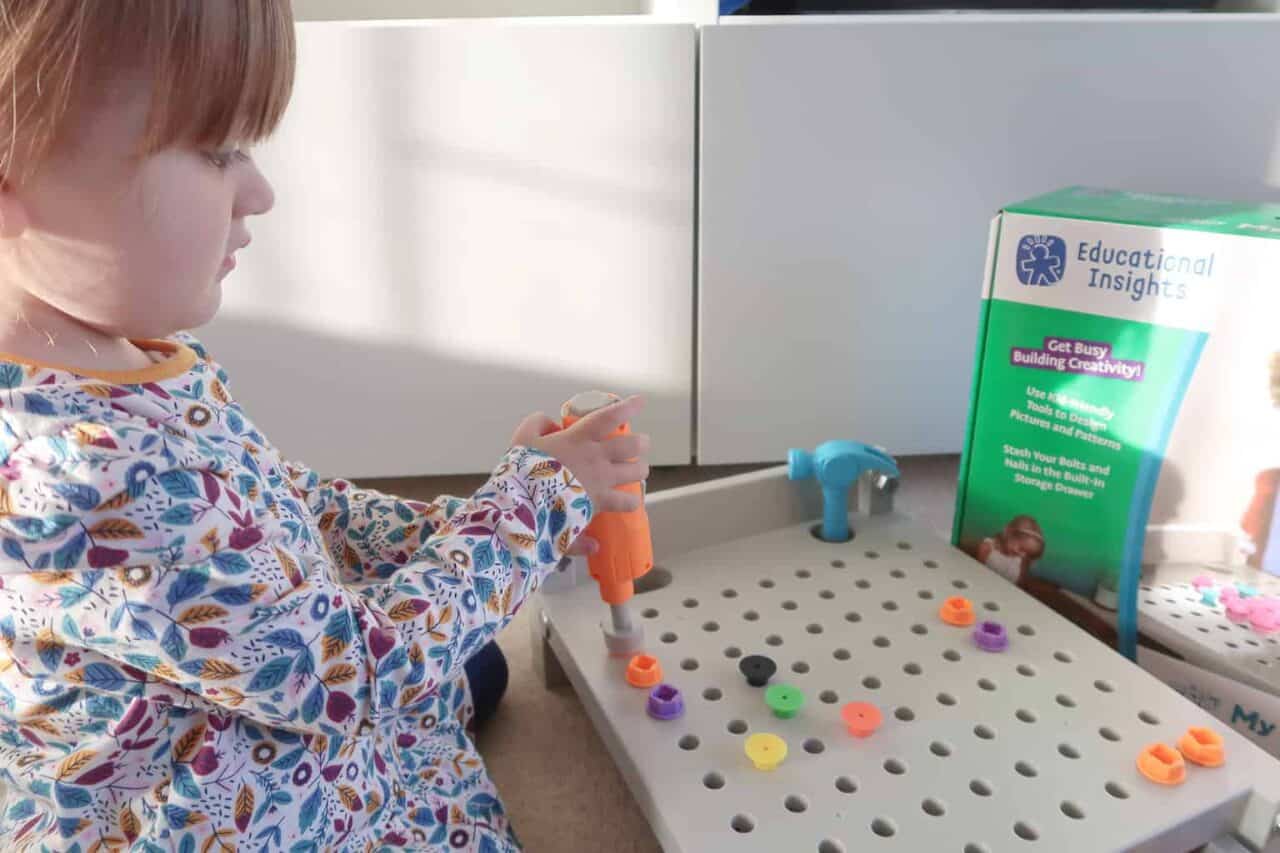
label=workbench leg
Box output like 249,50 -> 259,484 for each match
532,605 -> 569,690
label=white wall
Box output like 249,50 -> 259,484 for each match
697,15 -> 1280,465
202,20 -> 697,479
292,0 -> 646,20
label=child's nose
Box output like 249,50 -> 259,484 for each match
235,163 -> 275,219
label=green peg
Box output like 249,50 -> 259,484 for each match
765,684 -> 805,720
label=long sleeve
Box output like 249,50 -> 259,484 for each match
6,443 -> 592,739
281,461 -> 470,585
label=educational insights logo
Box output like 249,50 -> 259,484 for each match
1016,235 -> 1068,286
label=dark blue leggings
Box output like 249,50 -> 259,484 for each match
463,641 -> 508,728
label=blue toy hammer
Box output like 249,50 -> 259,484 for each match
788,441 -> 901,542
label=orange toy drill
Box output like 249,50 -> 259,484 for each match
560,391 -> 653,656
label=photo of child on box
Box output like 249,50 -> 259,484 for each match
953,187 -> 1280,658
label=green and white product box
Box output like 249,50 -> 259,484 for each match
953,188 -> 1280,657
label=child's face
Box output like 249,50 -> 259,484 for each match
4,76 -> 275,339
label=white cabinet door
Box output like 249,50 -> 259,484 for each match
202,19 -> 696,478
698,15 -> 1280,464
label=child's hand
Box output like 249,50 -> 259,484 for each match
510,395 -> 650,518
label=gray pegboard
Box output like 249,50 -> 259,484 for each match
1135,577 -> 1280,698
540,507 -> 1280,853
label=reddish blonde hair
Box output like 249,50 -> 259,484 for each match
0,0 -> 295,181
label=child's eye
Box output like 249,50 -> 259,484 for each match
204,149 -> 249,170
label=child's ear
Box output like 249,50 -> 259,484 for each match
0,182 -> 29,238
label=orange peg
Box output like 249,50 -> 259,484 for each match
939,596 -> 976,627
1137,743 -> 1186,786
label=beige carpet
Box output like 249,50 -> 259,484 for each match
363,457 -> 960,852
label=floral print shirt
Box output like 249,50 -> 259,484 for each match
0,335 -> 592,852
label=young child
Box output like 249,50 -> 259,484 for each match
0,2 -> 649,850
974,515 -> 1044,585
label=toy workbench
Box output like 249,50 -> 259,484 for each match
532,465 -> 1280,853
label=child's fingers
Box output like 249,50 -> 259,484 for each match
578,394 -> 644,440
566,534 -> 599,556
604,432 -> 650,462
597,489 -> 642,514
609,460 -> 649,487
512,412 -> 559,446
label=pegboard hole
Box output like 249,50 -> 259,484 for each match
855,579 -> 872,590
721,588 -> 738,599
970,779 -> 994,797
863,676 -> 882,690
882,601 -> 900,612
642,608 -> 660,619
766,634 -> 784,647
681,658 -> 699,671
792,661 -> 811,675
1016,664 -> 1037,677
835,776 -> 857,794
807,623 -> 825,635
943,649 -> 962,662
731,814 -> 755,833
1015,761 -> 1037,778
1053,650 -> 1073,663
890,569 -> 907,579
724,646 -> 743,659
930,740 -> 953,757
683,598 -> 699,608
1016,709 -> 1037,724
635,567 -> 672,594
964,846 -> 992,853
1056,694 -> 1077,709
911,623 -> 929,635
904,662 -> 924,676
953,579 -> 970,590
978,678 -> 997,691
918,590 -> 935,600
1013,822 -> 1039,841
804,738 -> 825,755
831,560 -> 846,569
1138,711 -> 1159,726
983,601 -> 1001,612
874,636 -> 891,648
703,772 -> 725,790
759,579 -> 776,589
702,621 -> 720,633
1019,625 -> 1037,637
894,707 -> 916,722
1106,781 -> 1129,799
871,818 -> 896,838
727,720 -> 748,735
785,794 -> 809,814
743,610 -> 760,622
865,550 -> 880,559
845,611 -> 862,623
924,559 -> 940,568
897,541 -> 912,551
703,687 -> 723,702
1061,802 -> 1085,820
796,569 -> 813,580
833,648 -> 852,661
974,725 -> 996,740
679,735 -> 700,751
1058,743 -> 1080,760
819,589 -> 836,600
1099,727 -> 1121,742
818,841 -> 846,853
661,632 -> 678,644
937,692 -> 957,706
922,798 -> 946,817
